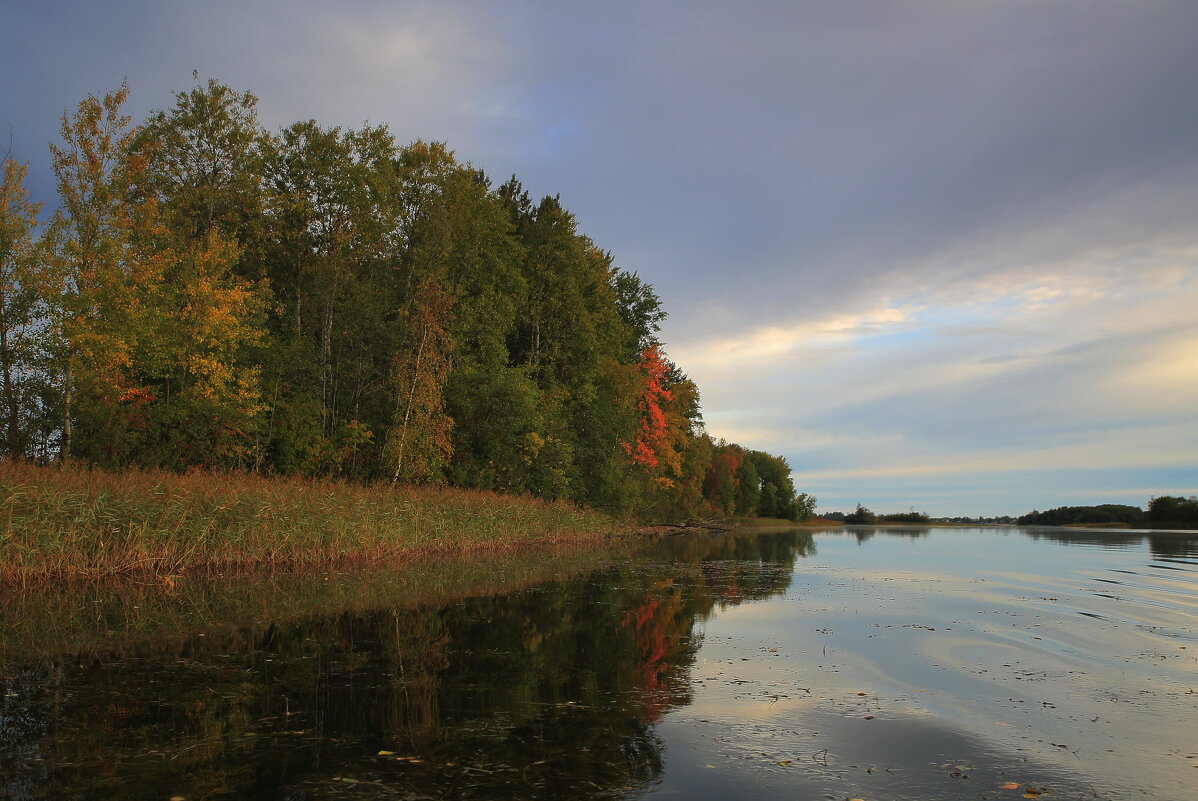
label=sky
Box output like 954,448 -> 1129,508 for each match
2,1 -> 1196,516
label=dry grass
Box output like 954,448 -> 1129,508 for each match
0,461 -> 626,583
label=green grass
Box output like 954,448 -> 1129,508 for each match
0,461 -> 627,583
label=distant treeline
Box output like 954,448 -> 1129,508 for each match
1017,497 -> 1198,527
0,78 -> 811,522
822,505 -> 931,524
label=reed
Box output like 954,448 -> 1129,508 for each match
0,461 -> 627,582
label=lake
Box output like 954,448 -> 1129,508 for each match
1,526 -> 1195,800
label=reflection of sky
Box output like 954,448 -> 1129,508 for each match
652,529 -> 1198,800
4,2 -> 1198,515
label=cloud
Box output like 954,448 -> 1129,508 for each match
6,1 -> 1197,514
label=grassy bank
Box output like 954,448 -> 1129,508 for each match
0,462 -> 626,583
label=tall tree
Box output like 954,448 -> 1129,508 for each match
48,83 -> 163,465
135,77 -> 271,468
385,272 -> 454,484
0,157 -> 44,459
138,75 -> 264,242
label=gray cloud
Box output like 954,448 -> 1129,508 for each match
4,1 -> 1196,514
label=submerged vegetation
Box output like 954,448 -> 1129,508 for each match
0,76 -> 814,550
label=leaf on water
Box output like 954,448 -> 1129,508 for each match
1000,782 -> 1020,790
377,750 -> 394,756
1023,788 -> 1046,798
777,760 -> 792,766
170,797 -> 185,801
864,715 -> 875,720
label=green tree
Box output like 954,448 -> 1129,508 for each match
138,75 -> 265,241
0,156 -> 45,459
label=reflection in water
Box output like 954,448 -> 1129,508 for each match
0,531 -> 810,800
1,526 -> 1196,800
840,526 -> 933,544
1022,526 -> 1198,559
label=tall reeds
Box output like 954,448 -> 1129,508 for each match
0,462 -> 625,582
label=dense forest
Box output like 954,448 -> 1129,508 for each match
0,78 -> 809,522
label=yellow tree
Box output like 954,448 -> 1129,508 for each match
161,231 -> 267,466
385,273 -> 454,484
138,78 -> 270,467
48,83 -> 165,464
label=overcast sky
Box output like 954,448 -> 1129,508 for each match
3,1 -> 1196,516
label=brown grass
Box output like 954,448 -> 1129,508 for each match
0,461 -> 627,583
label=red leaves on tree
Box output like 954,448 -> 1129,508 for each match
623,344 -> 673,469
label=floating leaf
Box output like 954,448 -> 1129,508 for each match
1000,782 -> 1020,790
377,750 -> 394,756
777,760 -> 792,766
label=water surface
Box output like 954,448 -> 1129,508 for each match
1,526 -> 1195,800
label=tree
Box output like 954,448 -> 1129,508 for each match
135,77 -> 271,468
384,273 -> 454,484
845,504 -> 876,524
1148,495 -> 1198,523
138,75 -> 265,241
793,492 -> 817,520
47,82 -> 164,465
0,156 -> 44,459
612,269 -> 665,357
624,344 -> 673,470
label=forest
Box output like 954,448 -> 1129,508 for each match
0,78 -> 808,523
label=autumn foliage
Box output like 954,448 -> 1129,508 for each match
0,77 -> 810,524
623,344 -> 672,470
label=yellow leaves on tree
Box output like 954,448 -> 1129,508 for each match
48,82 -> 163,461
385,274 -> 454,484
167,230 -> 268,464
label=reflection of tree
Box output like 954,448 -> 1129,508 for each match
1023,530 -> 1145,549
0,528 -> 818,799
1145,534 -> 1198,559
1019,528 -> 1198,559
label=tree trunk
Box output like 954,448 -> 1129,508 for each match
60,357 -> 73,462
390,325 -> 427,484
0,304 -> 20,459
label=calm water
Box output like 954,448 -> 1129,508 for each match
1,526 -> 1195,800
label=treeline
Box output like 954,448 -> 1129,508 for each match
825,505 -> 930,524
1017,496 -> 1198,527
0,78 -> 808,521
